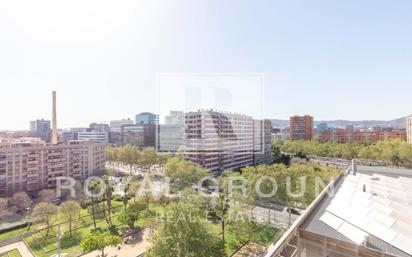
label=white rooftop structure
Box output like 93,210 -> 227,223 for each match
320,173 -> 412,256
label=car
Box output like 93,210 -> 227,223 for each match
286,207 -> 301,215
278,223 -> 288,230
51,198 -> 62,205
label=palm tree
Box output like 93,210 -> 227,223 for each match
215,194 -> 230,248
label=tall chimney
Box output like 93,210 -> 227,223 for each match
51,91 -> 58,144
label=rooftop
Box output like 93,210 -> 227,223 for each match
302,170 -> 412,257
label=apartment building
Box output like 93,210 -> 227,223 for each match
121,124 -> 156,148
320,129 -> 406,143
0,140 -> 105,197
157,124 -> 185,152
109,119 -> 134,132
89,123 -> 109,133
165,111 -> 185,125
253,119 -> 273,165
185,110 -> 271,173
30,119 -> 51,142
290,115 -> 314,140
109,119 -> 134,145
407,115 -> 412,144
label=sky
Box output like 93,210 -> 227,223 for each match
0,0 -> 412,130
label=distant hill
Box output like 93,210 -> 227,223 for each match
271,117 -> 407,128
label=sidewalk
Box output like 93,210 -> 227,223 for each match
0,241 -> 34,257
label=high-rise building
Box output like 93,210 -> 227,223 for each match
253,119 -> 273,165
135,112 -> 159,124
109,119 -> 134,145
109,119 -> 134,132
89,123 -> 109,133
407,115 -> 412,144
121,124 -> 156,148
165,111 -> 185,125
290,115 -> 314,140
30,119 -> 51,142
185,110 -> 255,173
316,122 -> 328,133
157,124 -> 185,152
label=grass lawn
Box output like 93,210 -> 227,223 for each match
250,226 -> 282,246
0,249 -> 22,257
0,200 -> 125,242
205,219 -> 282,256
24,200 -> 164,257
2,198 -> 282,257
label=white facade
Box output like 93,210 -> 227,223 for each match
77,131 -> 109,143
158,124 -> 185,152
109,119 -> 134,133
185,110 -> 255,172
165,111 -> 185,125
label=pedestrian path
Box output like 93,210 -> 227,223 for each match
0,241 -> 34,257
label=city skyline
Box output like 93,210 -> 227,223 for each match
1,2 -> 412,257
0,100 -> 410,131
1,0 -> 412,129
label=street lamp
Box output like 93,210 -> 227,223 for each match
52,225 -> 63,257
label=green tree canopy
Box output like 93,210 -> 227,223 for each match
164,157 -> 208,190
30,202 -> 58,237
145,202 -> 223,257
60,200 -> 81,236
80,231 -> 122,257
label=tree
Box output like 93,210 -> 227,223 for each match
30,202 -> 58,237
164,157 -> 208,190
80,231 -> 122,257
10,192 -> 32,213
128,180 -> 140,203
105,146 -> 116,166
39,189 -> 55,203
86,180 -> 103,231
119,145 -> 140,174
156,194 -> 172,208
0,198 -> 11,219
122,178 -> 131,210
214,194 -> 230,248
103,176 -> 114,226
145,202 -> 223,257
157,152 -> 169,173
140,147 -> 158,173
60,201 -> 81,236
118,202 -> 145,229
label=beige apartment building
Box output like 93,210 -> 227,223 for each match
0,140 -> 105,197
407,115 -> 412,144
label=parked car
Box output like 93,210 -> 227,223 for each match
286,207 -> 301,215
52,198 -> 62,205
